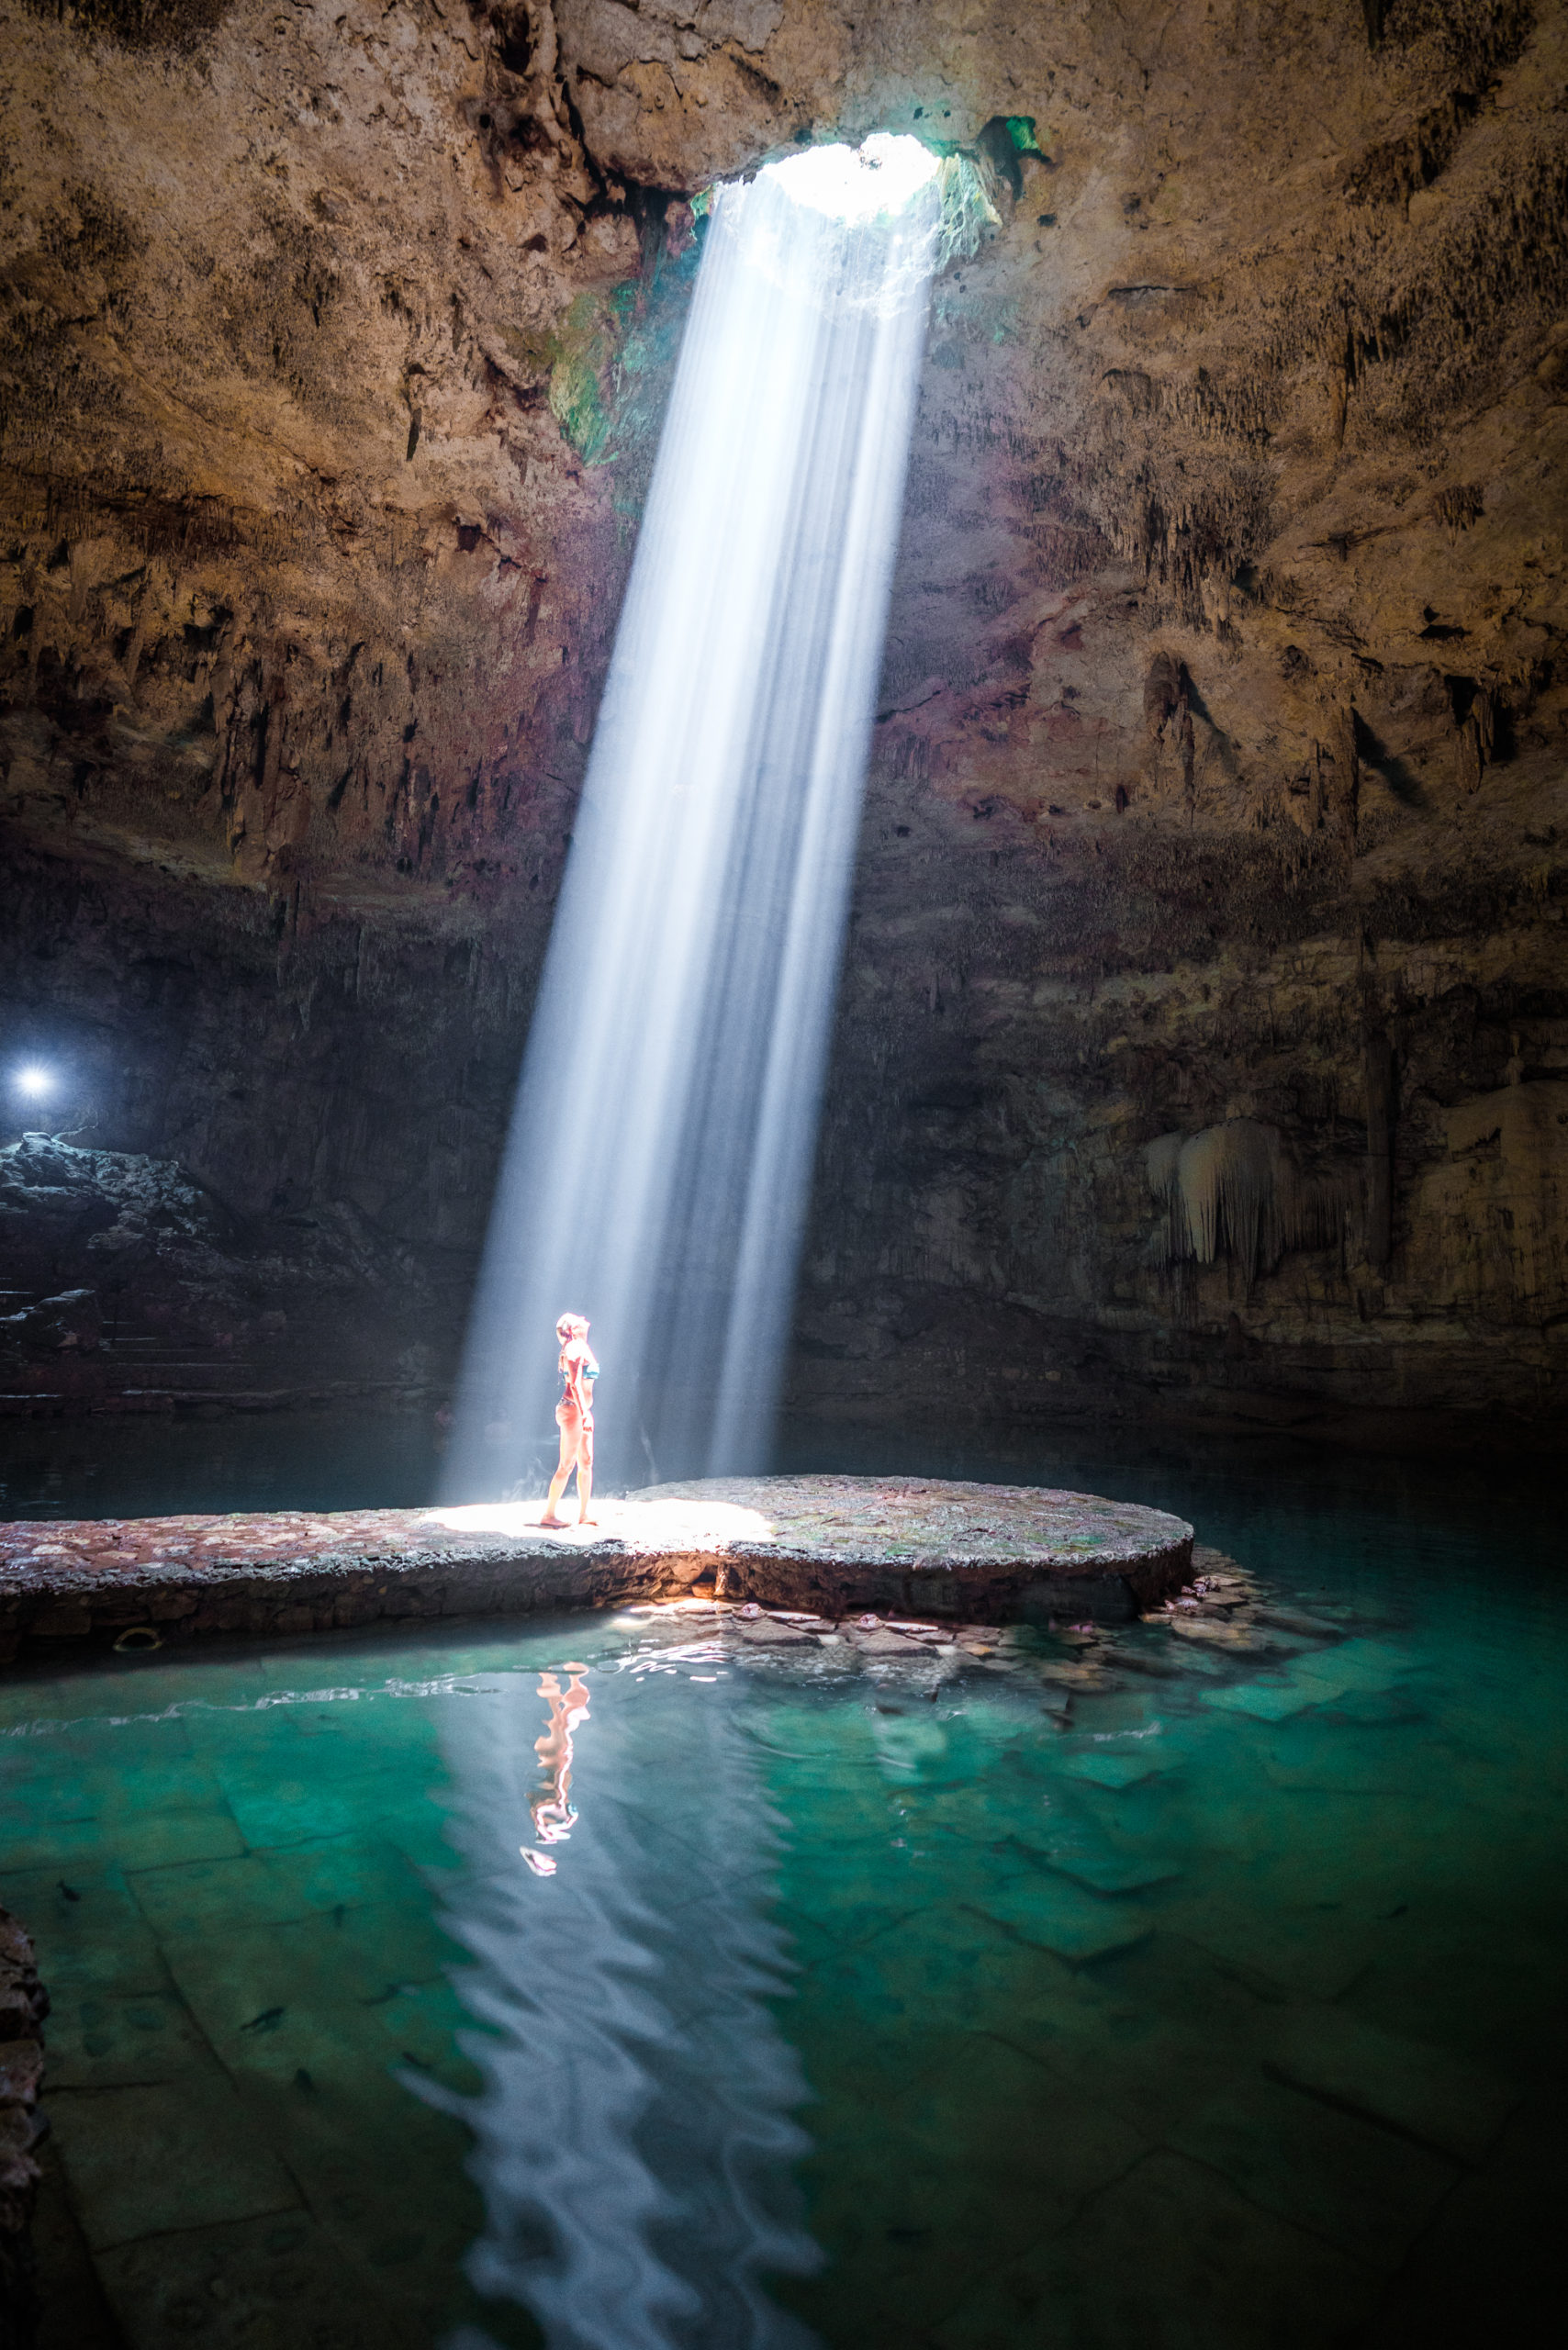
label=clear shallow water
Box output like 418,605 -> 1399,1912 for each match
2,1443 -> 1565,2348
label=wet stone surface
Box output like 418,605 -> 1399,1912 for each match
0,1475 -> 1193,1664
0,1899 -> 47,2336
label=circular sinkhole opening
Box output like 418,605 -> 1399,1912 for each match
760,131 -> 941,221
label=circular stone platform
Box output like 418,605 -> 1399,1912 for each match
0,1474 -> 1193,1662
636,1475 -> 1193,1621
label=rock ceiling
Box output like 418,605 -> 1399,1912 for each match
1,0 -> 1564,1446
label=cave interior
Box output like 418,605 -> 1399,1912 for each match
2,5 -> 1567,2345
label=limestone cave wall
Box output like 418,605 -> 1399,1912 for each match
1,1 -> 1564,1449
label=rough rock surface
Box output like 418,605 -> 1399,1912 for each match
0,1133 -> 455,1412
2,2 -> 1565,1451
0,1906 -> 46,2350
640,1473 -> 1194,1614
0,1474 -> 1193,1657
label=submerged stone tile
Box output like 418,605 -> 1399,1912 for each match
791,2029 -> 1150,2344
29,2136 -> 121,2350
207,1760 -> 443,1856
128,1836 -> 424,1942
1158,1896 -> 1384,2003
1057,1746 -> 1174,1790
894,2029 -> 1151,2199
1291,1639 -> 1412,1691
790,2007 -> 952,2122
0,1803 -> 246,1876
157,1903 -> 454,2067
47,2077 -> 299,2251
1170,2076 -> 1459,2271
93,2209 -> 431,2350
33,1987 -> 213,2094
1261,1724 -> 1439,1797
1264,2005 -> 1519,2164
72,1755 -> 230,1820
774,1879 -> 933,1957
997,1785 -> 1182,1897
1361,2098 -> 1566,2349
932,2146 -> 1375,2349
813,1902 -> 1050,2041
0,1866 -> 168,1998
1040,1848 -> 1182,1895
1203,1638 -> 1415,1726
1201,1677 -> 1330,1722
0,1763 -> 101,1829
968,1872 -> 1154,1964
218,2053 -> 485,2255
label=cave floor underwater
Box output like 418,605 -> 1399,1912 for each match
1,1428 -> 1562,2348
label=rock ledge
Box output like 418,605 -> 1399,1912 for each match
0,1476 -> 1193,1662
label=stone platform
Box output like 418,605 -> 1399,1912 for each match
0,1474 -> 1193,1664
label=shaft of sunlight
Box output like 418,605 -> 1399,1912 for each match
447,136 -> 940,1498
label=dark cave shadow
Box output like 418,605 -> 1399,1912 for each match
1353,712 -> 1428,808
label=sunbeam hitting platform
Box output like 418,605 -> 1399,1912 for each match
449,136 -> 944,1496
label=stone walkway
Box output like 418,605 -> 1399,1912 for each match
0,1474 -> 1193,1663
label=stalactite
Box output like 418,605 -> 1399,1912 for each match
1364,1032 -> 1396,1267
1147,1119 -> 1357,1277
1145,1130 -> 1187,1265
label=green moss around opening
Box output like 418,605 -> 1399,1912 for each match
503,230 -> 703,486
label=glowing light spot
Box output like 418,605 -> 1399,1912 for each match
423,1500 -> 776,1546
764,133 -> 939,221
13,1066 -> 53,1097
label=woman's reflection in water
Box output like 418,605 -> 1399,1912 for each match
429,1656 -> 822,2350
522,1668 -> 590,1874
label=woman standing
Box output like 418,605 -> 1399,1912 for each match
540,1312 -> 598,1528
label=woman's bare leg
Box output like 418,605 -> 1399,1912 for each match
542,1419 -> 577,1526
576,1429 -> 595,1526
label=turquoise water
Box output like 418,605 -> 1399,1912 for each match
2,1444 -> 1564,2347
